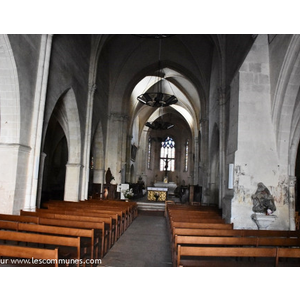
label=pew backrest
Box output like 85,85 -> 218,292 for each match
0,244 -> 59,267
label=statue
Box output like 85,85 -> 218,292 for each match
251,182 -> 276,215
105,168 -> 114,184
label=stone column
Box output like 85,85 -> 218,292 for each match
219,87 -> 226,209
36,152 -> 47,208
64,163 -> 82,201
80,83 -> 97,200
24,34 -> 53,211
193,137 -> 199,185
289,175 -> 296,230
200,118 -> 209,204
0,144 -> 30,214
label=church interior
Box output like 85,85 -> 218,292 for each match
1,32 -> 300,272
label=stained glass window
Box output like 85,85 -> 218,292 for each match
160,136 -> 175,171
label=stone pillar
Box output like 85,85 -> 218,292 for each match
219,87 -> 226,209
64,163 -> 82,201
80,83 -> 97,200
36,152 -> 47,208
193,137 -> 199,185
126,134 -> 133,182
200,118 -> 209,204
231,35 -> 279,229
289,176 -> 296,230
23,34 -> 53,211
0,144 -> 31,214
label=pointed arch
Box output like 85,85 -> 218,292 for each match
42,88 -> 82,201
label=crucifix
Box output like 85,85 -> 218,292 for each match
164,154 -> 171,178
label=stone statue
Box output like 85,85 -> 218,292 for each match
251,182 -> 276,214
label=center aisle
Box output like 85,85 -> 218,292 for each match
100,212 -> 172,267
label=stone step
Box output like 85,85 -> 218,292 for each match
137,201 -> 165,212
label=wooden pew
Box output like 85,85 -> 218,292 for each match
43,199 -> 131,224
36,208 -> 120,243
0,220 -> 96,263
37,217 -> 107,259
43,201 -> 127,234
41,208 -> 121,241
0,220 -> 19,231
172,228 -> 300,239
168,221 -> 234,245
177,245 -> 300,267
171,221 -> 233,230
0,214 -> 39,224
87,199 -> 138,223
0,214 -> 107,259
21,210 -> 115,249
0,244 -> 59,267
174,235 -> 300,266
0,231 -> 81,266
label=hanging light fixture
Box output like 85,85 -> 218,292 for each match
137,38 -> 178,107
145,120 -> 174,130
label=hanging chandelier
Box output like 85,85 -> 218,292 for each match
137,37 -> 178,108
137,92 -> 178,107
145,120 -> 174,130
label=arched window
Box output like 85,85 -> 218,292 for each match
160,136 -> 175,171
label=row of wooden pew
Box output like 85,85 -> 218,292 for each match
165,201 -> 300,267
0,199 -> 138,267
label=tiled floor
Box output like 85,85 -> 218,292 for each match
100,212 -> 173,267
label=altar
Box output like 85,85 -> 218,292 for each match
154,181 -> 177,195
147,187 -> 168,201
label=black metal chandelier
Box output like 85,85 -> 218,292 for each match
137,37 -> 178,108
145,120 -> 174,130
137,92 -> 178,107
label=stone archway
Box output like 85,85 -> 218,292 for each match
41,88 -> 82,202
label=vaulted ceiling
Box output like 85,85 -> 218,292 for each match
96,34 -> 255,136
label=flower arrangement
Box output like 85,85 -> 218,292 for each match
122,188 -> 134,199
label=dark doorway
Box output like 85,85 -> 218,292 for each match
41,121 -> 68,203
